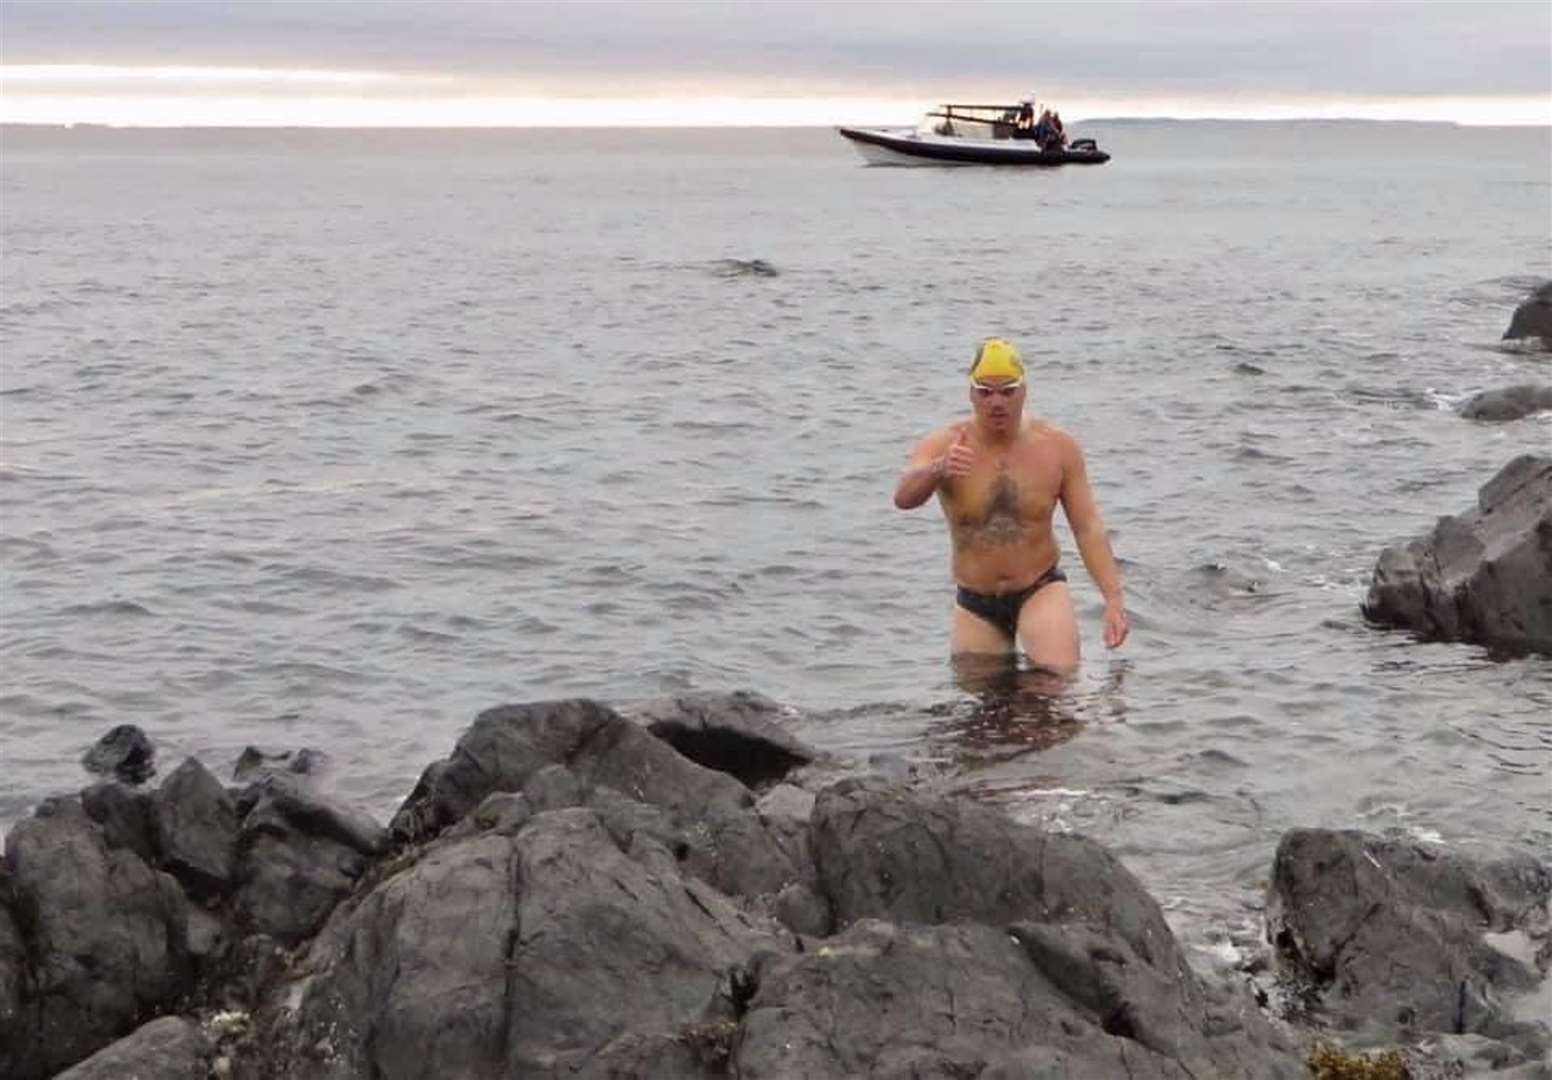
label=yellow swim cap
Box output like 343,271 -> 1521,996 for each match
968,338 -> 1024,382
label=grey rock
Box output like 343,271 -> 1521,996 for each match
734,919 -> 1299,1079
3,796 -> 192,1078
80,781 -> 157,863
1010,920 -> 1285,1078
567,1029 -> 731,1079
810,777 -> 1176,955
53,1015 -> 212,1080
237,775 -> 386,857
1416,1032 -> 1535,1073
867,750 -> 918,782
234,831 -> 365,947
182,902 -> 227,965
80,724 -> 155,784
5,700 -> 1358,1080
521,761 -> 587,811
152,757 -> 239,896
1495,1066 -> 1552,1080
803,778 -> 1296,1077
232,777 -> 380,945
756,782 -> 816,822
441,790 -> 533,840
217,933 -> 290,1013
269,832 -> 518,1080
774,881 -> 831,937
269,807 -> 781,1079
233,745 -> 327,784
1503,280 -> 1552,344
580,782 -> 688,866
388,698 -> 754,843
622,689 -> 819,789
501,809 -> 775,1073
712,257 -> 780,278
518,762 -> 808,906
0,872 -> 36,1080
1268,828 -> 1551,1059
1460,383 -> 1552,421
1363,454 -> 1552,655
677,800 -> 807,901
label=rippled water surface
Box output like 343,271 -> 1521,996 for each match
3,122 -> 1549,951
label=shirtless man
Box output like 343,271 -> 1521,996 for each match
893,338 -> 1129,671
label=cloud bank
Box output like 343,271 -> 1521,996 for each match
2,0 -> 1547,125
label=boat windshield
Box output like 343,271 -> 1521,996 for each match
916,104 -> 1022,140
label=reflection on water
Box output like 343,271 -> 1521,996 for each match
924,655 -> 1130,772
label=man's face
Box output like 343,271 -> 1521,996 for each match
969,376 -> 1025,428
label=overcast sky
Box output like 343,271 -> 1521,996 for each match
2,0 -> 1548,126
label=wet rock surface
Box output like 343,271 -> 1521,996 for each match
80,723 -> 156,784
232,777 -> 381,945
1460,383 -> 1552,422
1269,828 -> 1552,1068
53,1015 -> 213,1080
152,758 -> 239,897
1503,279 -> 1552,345
387,697 -> 759,845
1364,454 -> 1552,655
3,692 -> 1546,1078
620,689 -> 822,788
3,796 -> 193,1078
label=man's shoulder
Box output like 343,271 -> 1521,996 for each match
924,419 -> 972,445
906,420 -> 965,460
1022,418 -> 1080,450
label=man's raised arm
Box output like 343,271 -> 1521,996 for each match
895,427 -> 977,509
894,430 -> 952,510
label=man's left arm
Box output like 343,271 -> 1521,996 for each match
1057,433 -> 1130,648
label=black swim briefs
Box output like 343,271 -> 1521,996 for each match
955,564 -> 1068,639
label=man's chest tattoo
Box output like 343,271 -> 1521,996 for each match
962,464 -> 1027,547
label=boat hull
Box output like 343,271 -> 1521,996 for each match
837,126 -> 1110,167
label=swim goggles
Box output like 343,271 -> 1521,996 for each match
970,378 -> 1024,399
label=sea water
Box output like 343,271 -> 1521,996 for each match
2,121 -> 1548,955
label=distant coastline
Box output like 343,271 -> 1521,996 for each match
6,116 -> 1548,133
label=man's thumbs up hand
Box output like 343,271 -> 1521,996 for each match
940,426 -> 975,480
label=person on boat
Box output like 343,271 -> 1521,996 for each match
1014,99 -> 1036,134
1050,111 -> 1067,147
892,338 -> 1129,673
1033,109 -> 1057,149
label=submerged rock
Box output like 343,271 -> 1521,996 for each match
1363,454 -> 1552,655
1459,383 -> 1552,422
712,257 -> 779,278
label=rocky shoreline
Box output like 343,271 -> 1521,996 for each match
1363,454 -> 1551,658
3,688 -> 1548,1080
5,452 -> 1550,1079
